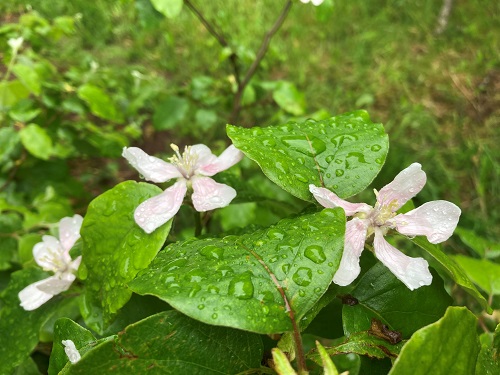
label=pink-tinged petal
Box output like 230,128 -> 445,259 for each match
373,229 -> 432,290
18,277 -> 58,310
190,144 -> 217,165
191,176 -> 237,212
122,147 -> 182,183
377,163 -> 427,210
309,185 -> 372,216
134,180 -> 187,233
332,218 -> 369,286
197,145 -> 244,176
392,200 -> 461,244
35,272 -> 75,294
62,340 -> 81,364
33,236 -> 71,272
59,214 -> 83,252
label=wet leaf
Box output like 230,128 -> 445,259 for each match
388,307 -> 480,375
61,310 -> 262,374
150,0 -> 183,19
410,236 -> 491,313
452,255 -> 500,295
227,110 -> 388,201
80,181 -> 172,334
131,208 -> 345,334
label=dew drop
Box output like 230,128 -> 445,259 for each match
198,304 -> 205,310
335,169 -> 344,177
282,135 -> 326,156
294,173 -> 308,183
371,144 -> 382,152
212,313 -> 218,320
304,245 -> 327,264
292,267 -> 313,286
267,228 -> 285,240
200,245 -> 224,260
375,158 -> 383,165
228,272 -> 254,300
298,289 -> 306,297
325,155 -> 335,163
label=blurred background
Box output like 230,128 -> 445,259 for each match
0,0 -> 499,283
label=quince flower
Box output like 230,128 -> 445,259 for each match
123,144 -> 243,233
300,0 -> 324,6
62,339 -> 81,364
18,215 -> 83,310
310,163 -> 461,290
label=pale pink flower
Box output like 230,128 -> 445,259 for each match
123,144 -> 243,233
310,163 -> 461,290
300,0 -> 325,6
19,215 -> 83,310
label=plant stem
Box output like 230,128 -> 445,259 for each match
229,0 -> 293,124
194,210 -> 202,237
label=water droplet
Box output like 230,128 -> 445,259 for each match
314,287 -> 322,295
282,135 -> 326,156
166,258 -> 188,272
346,152 -> 368,168
262,305 -> 270,315
292,267 -> 313,286
262,137 -> 276,147
217,265 -> 234,278
252,128 -> 264,136
208,285 -> 220,294
198,304 -> 205,310
228,272 -> 254,300
335,169 -> 344,177
188,284 -> 201,297
200,245 -> 224,260
267,229 -> 285,240
294,173 -> 308,183
298,289 -> 306,297
184,269 -> 206,283
304,245 -> 327,264
212,313 -> 218,319
317,269 -> 324,274
331,134 -> 358,148
325,155 -> 335,163
275,162 -> 288,173
269,256 -> 278,263
297,157 -> 305,165
328,262 -> 334,267
375,158 -> 383,165
371,144 -> 382,152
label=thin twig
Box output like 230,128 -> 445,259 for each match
435,0 -> 453,35
229,0 -> 293,124
184,0 -> 241,86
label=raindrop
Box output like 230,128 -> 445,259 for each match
304,245 -> 327,264
314,287 -> 322,295
328,262 -> 334,267
184,269 -> 206,283
188,284 -> 201,297
275,162 -> 288,173
200,245 -> 224,260
335,169 -> 344,177
212,313 -> 218,320
267,229 -> 285,240
198,304 -> 205,310
325,173 -> 332,178
282,264 -> 291,274
252,128 -> 264,136
371,144 -> 382,152
298,289 -> 306,297
208,285 -> 220,294
297,157 -> 305,165
166,258 -> 188,272
262,138 -> 276,147
375,158 -> 383,165
262,305 -> 270,315
294,173 -> 308,183
282,135 -> 326,156
228,272 -> 254,300
325,155 -> 335,163
269,256 -> 278,263
292,267 -> 313,286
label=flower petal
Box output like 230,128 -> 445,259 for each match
332,218 -> 369,286
35,272 -> 75,294
122,147 -> 182,183
309,185 -> 371,216
58,214 -> 83,252
191,176 -> 237,211
18,276 -> 61,310
62,340 -> 81,364
196,145 -> 243,176
373,229 -> 432,290
376,163 -> 427,210
134,180 -> 187,233
392,200 -> 461,244
33,236 -> 71,272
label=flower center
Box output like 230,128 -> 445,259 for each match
39,244 -> 68,273
169,143 -> 199,179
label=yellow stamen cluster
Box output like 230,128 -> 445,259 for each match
169,143 -> 199,178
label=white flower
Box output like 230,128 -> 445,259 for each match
123,144 -> 243,233
310,163 -> 461,290
18,215 -> 83,310
300,0 -> 325,6
62,339 -> 81,364
8,37 -> 24,51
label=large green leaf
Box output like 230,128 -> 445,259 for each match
77,84 -> 122,122
150,0 -> 183,19
131,208 -> 345,334
13,64 -> 41,95
80,181 -> 172,334
452,255 -> 500,295
0,269 -> 60,375
227,110 -> 388,201
410,236 -> 491,313
61,310 -> 263,374
344,263 -> 452,337
389,307 -> 480,375
48,318 -> 96,375
19,123 -> 53,160
476,324 -> 500,375
152,96 -> 189,130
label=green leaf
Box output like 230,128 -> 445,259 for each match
272,348 -> 297,375
152,96 -> 189,130
150,0 -> 183,19
410,236 -> 492,313
475,324 -> 500,375
131,208 -> 345,334
345,263 -> 452,337
61,310 -> 263,374
80,181 -> 172,334
48,318 -> 96,375
77,84 -> 121,122
388,307 -> 480,375
0,268 -> 60,375
227,110 -> 388,201
19,123 -> 53,160
309,332 -> 403,364
272,81 -> 306,115
455,227 -> 500,259
316,341 -> 340,375
452,255 -> 500,295
0,127 -> 21,166
13,64 -> 42,95
0,80 -> 30,109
